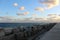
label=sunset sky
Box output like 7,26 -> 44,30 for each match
0,0 -> 60,23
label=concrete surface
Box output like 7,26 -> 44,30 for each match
40,23 -> 60,40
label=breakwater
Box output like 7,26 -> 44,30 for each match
0,23 -> 56,40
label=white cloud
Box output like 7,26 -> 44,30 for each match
0,16 -> 24,23
16,12 -> 29,16
35,7 -> 44,12
19,6 -> 25,10
47,14 -> 60,22
24,11 -> 29,15
48,14 -> 57,18
13,3 -> 18,7
17,13 -> 25,16
0,14 -> 60,23
32,14 -> 37,17
39,0 -> 59,9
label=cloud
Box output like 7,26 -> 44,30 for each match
0,18 -> 2,20
16,11 -> 29,16
0,16 -> 15,22
48,14 -> 58,19
19,6 -> 25,10
26,17 -> 60,23
13,3 -> 18,7
39,0 -> 59,9
0,16 -> 26,23
48,14 -> 57,17
35,7 -> 44,12
32,14 -> 37,17
16,13 -> 25,16
0,14 -> 60,23
52,16 -> 60,20
24,11 -> 29,15
47,14 -> 60,22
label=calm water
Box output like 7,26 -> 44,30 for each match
0,23 -> 45,28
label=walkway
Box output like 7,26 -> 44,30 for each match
39,23 -> 60,40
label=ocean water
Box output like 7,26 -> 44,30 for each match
0,23 -> 45,28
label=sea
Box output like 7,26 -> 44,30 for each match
0,23 -> 46,28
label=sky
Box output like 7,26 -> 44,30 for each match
0,0 -> 60,23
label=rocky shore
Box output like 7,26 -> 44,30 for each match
0,23 -> 56,40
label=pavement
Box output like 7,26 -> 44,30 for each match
38,23 -> 60,40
